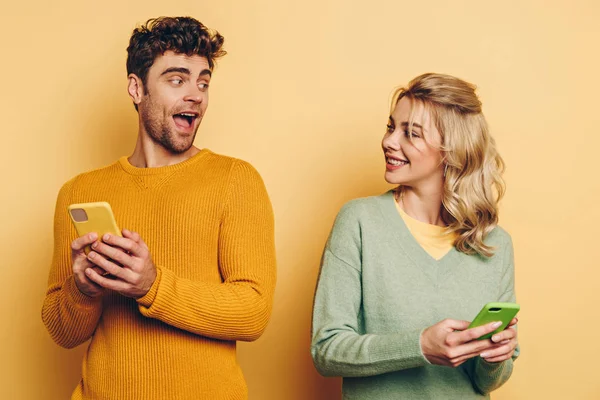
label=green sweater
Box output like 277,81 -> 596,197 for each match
311,191 -> 519,399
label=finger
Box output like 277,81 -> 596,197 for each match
479,341 -> 516,360
123,229 -> 148,250
85,267 -> 131,292
91,241 -> 134,267
482,352 -> 514,363
102,233 -> 143,256
88,251 -> 134,282
455,337 -> 504,358
446,323 -> 499,347
451,348 -> 489,366
443,319 -> 471,331
74,269 -> 103,291
451,338 -> 509,365
507,317 -> 518,327
91,266 -> 109,276
458,321 -> 503,343
491,327 -> 517,343
122,229 -> 140,242
71,233 -> 98,252
74,268 -> 99,285
72,254 -> 95,270
449,359 -> 468,368
134,231 -> 149,249
448,342 -> 506,367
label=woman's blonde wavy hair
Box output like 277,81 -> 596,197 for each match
391,73 -> 505,257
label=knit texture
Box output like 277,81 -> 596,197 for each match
311,191 -> 519,399
42,149 -> 276,400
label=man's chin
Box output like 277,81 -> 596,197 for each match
165,143 -> 193,155
169,137 -> 198,155
148,127 -> 198,155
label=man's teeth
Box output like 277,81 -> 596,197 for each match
387,158 -> 408,166
179,113 -> 195,117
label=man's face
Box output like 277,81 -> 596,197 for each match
137,51 -> 211,154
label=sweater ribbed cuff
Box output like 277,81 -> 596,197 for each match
475,357 -> 509,378
136,265 -> 163,309
64,276 -> 103,309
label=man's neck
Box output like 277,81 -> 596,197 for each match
128,134 -> 200,168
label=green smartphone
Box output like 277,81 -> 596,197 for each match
468,302 -> 520,340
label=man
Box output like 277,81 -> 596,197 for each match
42,16 -> 276,400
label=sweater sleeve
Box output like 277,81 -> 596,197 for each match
463,233 -> 520,394
41,178 -> 104,349
136,161 -> 277,342
311,202 -> 429,377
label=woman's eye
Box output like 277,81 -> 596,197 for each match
405,130 -> 420,138
386,124 -> 394,133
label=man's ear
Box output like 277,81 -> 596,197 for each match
127,74 -> 144,106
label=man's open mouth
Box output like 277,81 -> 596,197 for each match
173,112 -> 199,129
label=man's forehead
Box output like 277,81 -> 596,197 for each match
153,51 -> 210,70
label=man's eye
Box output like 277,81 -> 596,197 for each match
171,78 -> 183,85
198,82 -> 209,91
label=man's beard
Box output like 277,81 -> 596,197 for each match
140,94 -> 198,154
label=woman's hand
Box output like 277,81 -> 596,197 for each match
420,318 -> 518,367
479,318 -> 518,363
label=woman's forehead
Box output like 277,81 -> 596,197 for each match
393,97 -> 431,127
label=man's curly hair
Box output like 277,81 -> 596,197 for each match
126,16 -> 226,86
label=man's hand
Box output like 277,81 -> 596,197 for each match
71,232 -> 105,297
84,229 -> 157,299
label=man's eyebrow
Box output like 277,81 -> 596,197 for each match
160,67 -> 212,79
160,67 -> 191,76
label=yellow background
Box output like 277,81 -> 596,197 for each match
1,0 -> 599,399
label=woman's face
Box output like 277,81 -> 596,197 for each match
382,97 -> 445,188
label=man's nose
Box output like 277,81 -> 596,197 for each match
183,86 -> 203,103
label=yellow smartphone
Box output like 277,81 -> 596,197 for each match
67,202 -> 122,254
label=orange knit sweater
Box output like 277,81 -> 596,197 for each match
42,149 -> 276,400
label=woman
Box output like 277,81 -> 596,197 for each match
311,73 -> 519,399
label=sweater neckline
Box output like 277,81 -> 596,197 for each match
117,148 -> 211,176
379,190 -> 463,267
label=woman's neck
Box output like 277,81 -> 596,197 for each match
396,185 -> 445,227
